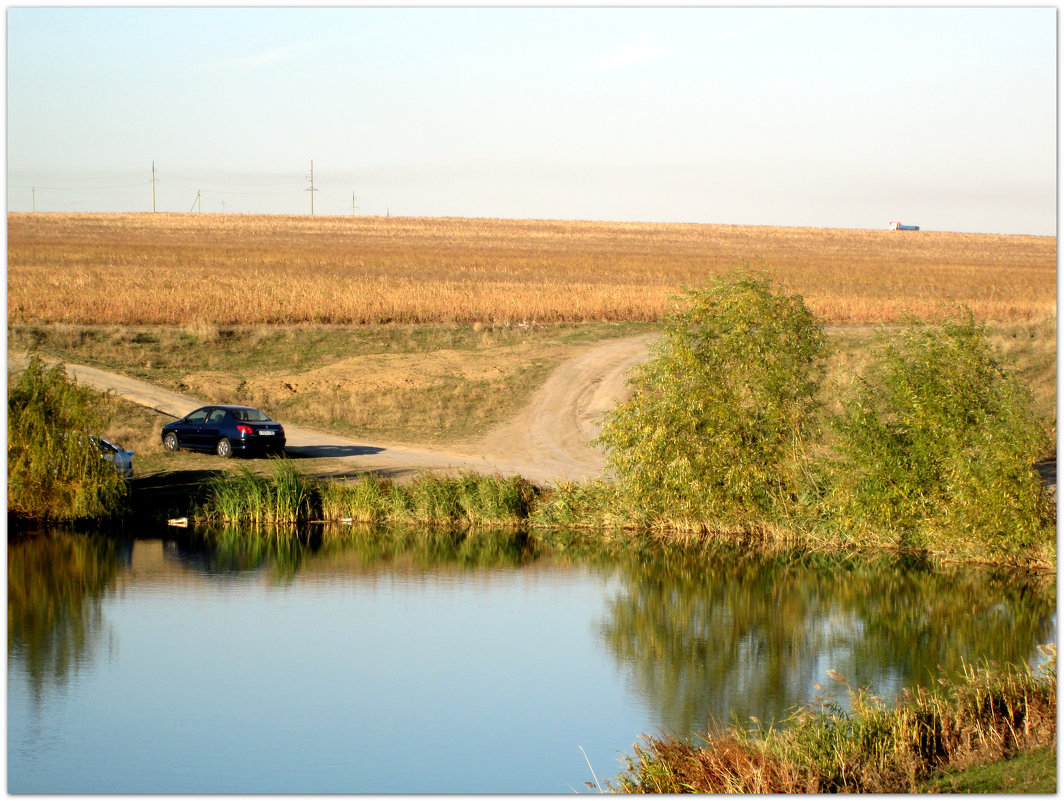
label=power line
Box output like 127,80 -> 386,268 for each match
9,181 -> 147,191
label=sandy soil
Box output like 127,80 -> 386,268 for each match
10,334 -> 655,486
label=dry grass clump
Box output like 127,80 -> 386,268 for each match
8,213 -> 1055,326
611,648 -> 1056,793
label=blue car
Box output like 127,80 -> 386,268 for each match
161,405 -> 286,458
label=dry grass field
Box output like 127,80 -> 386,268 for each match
7,213 -> 1056,326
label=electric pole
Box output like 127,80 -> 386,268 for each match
31,188 -> 36,212
306,160 -> 317,215
189,190 -> 201,214
351,191 -> 358,215
151,161 -> 158,212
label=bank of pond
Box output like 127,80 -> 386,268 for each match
8,516 -> 1055,793
181,460 -> 1055,571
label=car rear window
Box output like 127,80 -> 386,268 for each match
232,408 -> 271,422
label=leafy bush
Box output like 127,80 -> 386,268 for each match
596,271 -> 828,527
8,355 -> 126,521
827,313 -> 1054,557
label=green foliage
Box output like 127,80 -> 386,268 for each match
7,355 -> 127,521
596,270 -> 828,527
530,479 -> 636,530
827,312 -> 1054,557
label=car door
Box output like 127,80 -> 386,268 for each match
178,407 -> 210,449
200,407 -> 229,450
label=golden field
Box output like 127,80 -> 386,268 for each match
7,212 -> 1056,326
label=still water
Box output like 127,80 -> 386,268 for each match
8,526 -> 1056,793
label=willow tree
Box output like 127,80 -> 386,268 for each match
8,355 -> 126,521
596,271 -> 828,528
829,313 -> 1054,557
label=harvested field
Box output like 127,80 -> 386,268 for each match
7,213 -> 1056,326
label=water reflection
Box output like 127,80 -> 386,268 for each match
8,530 -> 127,703
8,527 -> 1055,742
596,544 -> 1056,734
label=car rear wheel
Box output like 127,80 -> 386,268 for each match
163,432 -> 180,452
216,438 -> 233,458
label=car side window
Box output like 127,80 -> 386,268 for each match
207,409 -> 227,424
186,409 -> 209,424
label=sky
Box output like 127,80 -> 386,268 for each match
5,5 -> 1058,234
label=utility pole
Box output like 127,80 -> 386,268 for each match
351,191 -> 358,215
31,188 -> 36,212
220,200 -> 227,214
306,160 -> 317,215
151,161 -> 158,212
189,190 -> 201,214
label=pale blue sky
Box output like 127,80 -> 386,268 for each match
6,6 -> 1057,234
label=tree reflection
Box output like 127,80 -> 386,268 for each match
8,530 -> 126,703
597,544 -> 1056,736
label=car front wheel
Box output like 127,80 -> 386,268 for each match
216,438 -> 233,458
163,432 -> 180,452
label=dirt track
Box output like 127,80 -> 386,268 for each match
10,334 -> 655,485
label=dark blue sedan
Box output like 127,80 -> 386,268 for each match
161,405 -> 286,458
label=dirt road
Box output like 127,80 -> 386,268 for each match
10,334 -> 655,485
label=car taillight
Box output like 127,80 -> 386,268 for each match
236,425 -> 253,436
278,426 -> 285,436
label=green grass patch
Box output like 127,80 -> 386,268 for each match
921,744 -> 1056,793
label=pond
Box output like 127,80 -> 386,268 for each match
8,525 -> 1056,793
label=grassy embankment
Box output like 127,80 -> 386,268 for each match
609,649 -> 1056,793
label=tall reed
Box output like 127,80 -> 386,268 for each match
318,471 -> 538,527
200,463 -> 539,528
199,460 -> 314,525
610,647 -> 1056,793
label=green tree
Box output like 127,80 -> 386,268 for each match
8,356 -> 126,521
596,271 -> 828,527
828,312 -> 1054,557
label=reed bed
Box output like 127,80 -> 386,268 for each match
318,471 -> 537,527
200,460 -> 315,525
199,460 -> 538,528
610,647 -> 1057,793
8,213 -> 1056,326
